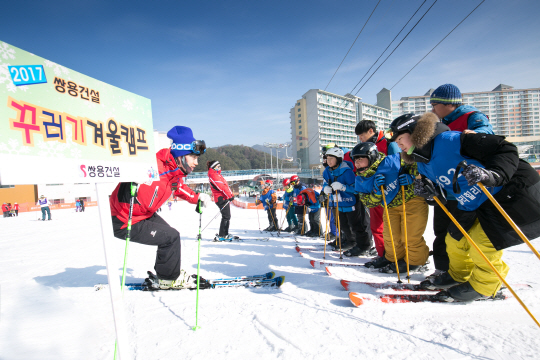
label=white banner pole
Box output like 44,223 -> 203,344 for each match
96,183 -> 131,360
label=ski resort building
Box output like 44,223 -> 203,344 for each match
289,89 -> 392,170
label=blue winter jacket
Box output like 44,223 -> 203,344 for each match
323,162 -> 357,212
417,131 -> 502,211
259,189 -> 276,210
442,105 -> 494,134
283,187 -> 294,210
355,154 -> 403,204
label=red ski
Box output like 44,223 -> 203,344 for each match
348,291 -> 511,307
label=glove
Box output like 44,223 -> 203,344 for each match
413,177 -> 446,205
398,174 -> 414,186
277,196 -> 283,201
331,182 -> 346,192
198,193 -> 211,208
323,186 -> 333,195
228,197 -> 234,202
462,164 -> 500,187
373,174 -> 385,195
319,193 -> 326,204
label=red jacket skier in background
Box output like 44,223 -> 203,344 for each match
207,160 -> 234,240
110,125 -> 211,290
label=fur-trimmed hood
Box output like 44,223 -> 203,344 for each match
401,112 -> 450,164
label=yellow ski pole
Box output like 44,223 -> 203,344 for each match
381,185 -> 402,283
402,186 -> 410,283
324,197 -> 330,259
335,191 -> 343,260
478,182 -> 540,262
432,195 -> 540,329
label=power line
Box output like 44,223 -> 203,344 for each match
354,0 -> 438,96
390,0 -> 485,90
348,0 -> 428,95
324,0 -> 382,91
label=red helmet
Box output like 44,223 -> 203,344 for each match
296,194 -> 305,206
290,175 -> 299,184
265,179 -> 273,187
282,178 -> 291,187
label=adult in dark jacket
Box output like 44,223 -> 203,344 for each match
79,199 -> 85,212
109,126 -> 211,290
207,160 -> 234,241
427,84 -> 495,278
394,111 -> 540,302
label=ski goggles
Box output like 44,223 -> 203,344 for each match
171,140 -> 207,155
383,128 -> 396,141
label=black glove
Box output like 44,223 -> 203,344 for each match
319,193 -> 327,204
413,177 -> 446,205
461,164 -> 501,187
277,196 -> 283,201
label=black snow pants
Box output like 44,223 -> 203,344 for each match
216,196 -> 231,237
432,199 -> 458,272
112,213 -> 181,280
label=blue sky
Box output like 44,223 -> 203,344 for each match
2,0 -> 540,147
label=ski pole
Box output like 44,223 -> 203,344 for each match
432,195 -> 540,329
193,199 -> 204,331
200,199 -> 231,233
453,160 -> 540,262
335,191 -> 342,260
323,198 -> 330,259
381,185 -> 402,283
255,196 -> 262,233
280,205 -> 291,231
301,204 -> 306,235
115,182 -> 136,360
402,186 -> 410,283
477,182 -> 540,261
268,201 -> 279,236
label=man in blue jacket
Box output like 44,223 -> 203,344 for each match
427,84 -> 494,279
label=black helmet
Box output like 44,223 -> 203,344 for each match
351,142 -> 379,170
384,113 -> 420,142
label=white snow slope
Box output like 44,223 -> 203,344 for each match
1,200 -> 540,360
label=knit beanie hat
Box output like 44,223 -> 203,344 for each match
430,84 -> 462,105
207,160 -> 220,170
167,126 -> 196,158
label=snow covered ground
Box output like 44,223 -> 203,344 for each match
1,201 -> 540,359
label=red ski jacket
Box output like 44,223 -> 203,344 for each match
1,204 -> 8,212
208,168 -> 233,202
109,148 -> 199,228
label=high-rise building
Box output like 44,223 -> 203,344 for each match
391,84 -> 540,160
290,89 -> 392,169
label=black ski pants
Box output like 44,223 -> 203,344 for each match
112,213 -> 181,280
308,208 -> 320,235
266,207 -> 277,228
216,196 -> 231,237
295,205 -> 307,232
432,199 -> 458,271
335,203 -> 372,250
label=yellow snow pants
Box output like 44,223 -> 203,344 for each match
383,197 -> 429,266
446,219 -> 509,297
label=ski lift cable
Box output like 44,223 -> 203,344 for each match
324,0 -> 382,91
390,0 -> 485,90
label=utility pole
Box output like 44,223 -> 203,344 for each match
264,142 -> 291,188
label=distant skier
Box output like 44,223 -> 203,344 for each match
12,202 -> 19,216
79,198 -> 85,212
75,199 -> 81,212
37,195 -> 52,221
109,125 -> 211,290
207,160 -> 235,241
256,180 -> 277,232
290,175 -> 308,235
282,178 -> 298,232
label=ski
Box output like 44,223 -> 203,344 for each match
94,271 -> 283,291
348,291 -> 511,307
213,236 -> 270,242
295,245 -> 338,255
341,279 -> 533,292
310,260 -> 367,269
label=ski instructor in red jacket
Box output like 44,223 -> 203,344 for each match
207,160 -> 234,241
109,125 -> 211,290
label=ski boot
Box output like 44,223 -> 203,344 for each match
420,271 -> 461,290
432,282 -> 490,302
213,234 -> 233,242
364,256 -> 391,269
344,245 -> 373,257
379,260 -> 428,274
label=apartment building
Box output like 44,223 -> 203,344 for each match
290,89 -> 392,169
